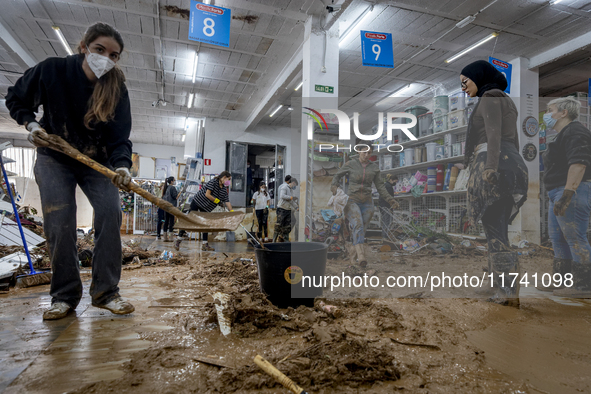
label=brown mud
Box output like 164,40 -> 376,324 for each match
55,243 -> 591,394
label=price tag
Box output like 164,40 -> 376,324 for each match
189,1 -> 231,48
361,31 -> 394,68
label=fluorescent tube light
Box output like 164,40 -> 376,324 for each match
445,32 -> 498,63
550,0 -> 564,4
390,84 -> 414,97
294,81 -> 303,91
52,26 -> 73,55
182,134 -> 186,142
456,15 -> 476,28
339,5 -> 374,47
187,93 -> 194,108
192,53 -> 199,83
269,104 -> 283,117
203,0 -> 211,4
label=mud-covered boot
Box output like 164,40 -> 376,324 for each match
164,232 -> 173,242
475,253 -> 496,298
488,251 -> 520,307
553,263 -> 591,298
536,258 -> 572,291
355,244 -> 368,268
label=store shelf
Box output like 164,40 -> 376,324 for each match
392,189 -> 467,199
372,125 -> 468,156
382,155 -> 465,175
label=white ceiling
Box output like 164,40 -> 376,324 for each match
1,0 -> 591,145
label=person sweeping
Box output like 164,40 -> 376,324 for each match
331,144 -> 398,267
5,22 -> 135,320
187,171 -> 234,251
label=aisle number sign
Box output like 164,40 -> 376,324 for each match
489,57 -> 512,94
361,31 -> 394,68
189,1 -> 231,48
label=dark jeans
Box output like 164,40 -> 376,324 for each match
156,208 -> 165,236
481,197 -> 514,253
35,151 -> 122,308
164,212 -> 175,232
189,201 -> 208,241
275,208 -> 291,241
255,209 -> 268,238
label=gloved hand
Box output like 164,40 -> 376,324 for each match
553,189 -> 575,217
389,199 -> 399,209
111,167 -> 131,191
214,198 -> 221,204
330,184 -> 338,196
26,122 -> 50,147
482,168 -> 499,184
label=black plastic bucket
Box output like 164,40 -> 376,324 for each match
254,242 -> 328,308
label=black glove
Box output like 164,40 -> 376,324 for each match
554,189 -> 575,217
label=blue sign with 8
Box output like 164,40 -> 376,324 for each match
189,1 -> 232,48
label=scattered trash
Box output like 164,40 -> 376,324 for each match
516,240 -> 529,248
212,292 -> 233,336
159,251 -> 174,260
460,240 -> 471,247
402,239 -> 419,251
240,258 -> 253,262
315,300 -> 343,318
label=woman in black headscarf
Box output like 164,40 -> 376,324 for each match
461,60 -> 528,307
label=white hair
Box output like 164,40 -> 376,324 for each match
547,97 -> 581,121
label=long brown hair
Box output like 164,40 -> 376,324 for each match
77,22 -> 126,129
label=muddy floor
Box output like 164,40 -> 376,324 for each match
3,242 -> 591,393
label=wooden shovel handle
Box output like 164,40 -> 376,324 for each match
41,134 -> 203,227
254,355 -> 307,394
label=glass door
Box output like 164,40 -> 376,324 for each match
227,141 -> 248,208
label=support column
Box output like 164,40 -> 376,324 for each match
297,16 -> 340,242
508,57 -> 541,244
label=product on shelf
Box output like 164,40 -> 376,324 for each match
436,164 -> 444,191
418,112 -> 433,136
427,167 -> 436,193
448,109 -> 467,129
449,92 -> 466,111
433,114 -> 448,133
404,105 -> 429,137
449,166 -> 459,190
433,95 -> 449,115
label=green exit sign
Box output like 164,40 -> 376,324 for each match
315,84 -> 334,94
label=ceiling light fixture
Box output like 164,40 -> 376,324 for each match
182,134 -> 186,142
456,15 -> 476,28
52,26 -> 73,55
187,93 -> 194,108
294,81 -> 303,91
269,104 -> 283,117
202,0 -> 212,4
339,5 -> 374,47
192,52 -> 199,83
550,0 -> 564,4
445,32 -> 498,63
390,84 -> 414,97
288,106 -> 293,111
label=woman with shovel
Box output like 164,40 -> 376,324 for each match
6,22 -> 134,320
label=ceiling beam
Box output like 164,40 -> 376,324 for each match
0,17 -> 37,69
529,30 -> 591,69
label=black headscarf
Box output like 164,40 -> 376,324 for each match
461,60 -> 509,165
461,60 -> 507,98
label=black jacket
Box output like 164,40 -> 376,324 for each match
543,121 -> 591,191
5,54 -> 132,168
379,181 -> 395,207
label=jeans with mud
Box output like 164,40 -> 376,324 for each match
345,200 -> 374,245
548,182 -> 591,265
481,197 -> 514,253
275,208 -> 292,241
34,151 -> 123,308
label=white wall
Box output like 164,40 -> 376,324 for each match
14,177 -> 94,228
132,143 -> 185,164
204,119 -> 299,177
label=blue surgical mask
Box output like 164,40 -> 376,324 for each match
543,113 -> 557,129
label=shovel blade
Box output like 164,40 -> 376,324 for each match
174,211 -> 246,232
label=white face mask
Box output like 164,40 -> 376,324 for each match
86,47 -> 116,79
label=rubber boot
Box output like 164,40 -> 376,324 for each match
536,258 -> 572,292
488,251 -> 520,307
164,232 -> 173,242
474,253 -> 496,297
355,244 -> 368,268
553,263 -> 591,298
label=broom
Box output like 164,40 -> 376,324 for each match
0,155 -> 52,287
